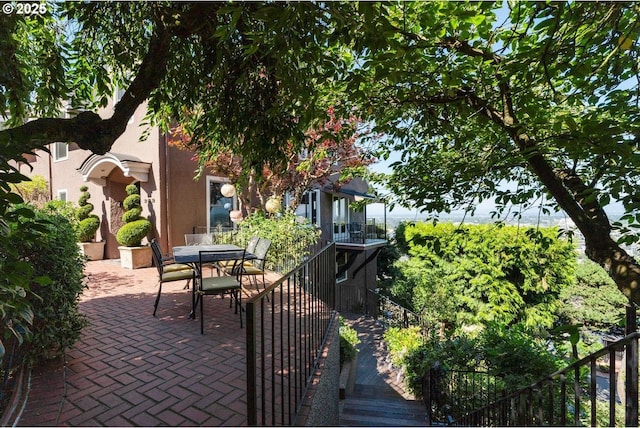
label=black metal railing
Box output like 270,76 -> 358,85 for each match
368,288 -> 422,329
452,307 -> 639,427
328,219 -> 387,244
246,243 -> 336,426
424,368 -> 501,425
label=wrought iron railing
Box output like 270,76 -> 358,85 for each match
451,307 -> 639,427
424,368 -> 501,425
246,242 -> 336,426
368,288 -> 422,329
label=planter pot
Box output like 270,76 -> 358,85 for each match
77,241 -> 105,261
118,246 -> 152,269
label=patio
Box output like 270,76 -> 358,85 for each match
16,259 -> 278,426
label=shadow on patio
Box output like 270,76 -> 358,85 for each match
15,260 -> 278,426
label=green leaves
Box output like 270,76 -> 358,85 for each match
392,221 -> 576,332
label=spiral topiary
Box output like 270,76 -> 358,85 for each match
116,184 -> 152,247
76,185 -> 100,242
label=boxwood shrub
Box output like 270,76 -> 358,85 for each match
13,205 -> 88,360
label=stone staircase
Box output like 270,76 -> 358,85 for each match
339,314 -> 427,426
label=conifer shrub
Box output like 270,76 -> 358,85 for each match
76,185 -> 100,242
116,184 -> 151,247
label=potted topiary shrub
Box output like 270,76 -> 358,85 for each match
76,185 -> 105,260
116,184 -> 152,269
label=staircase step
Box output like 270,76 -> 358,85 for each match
341,392 -> 427,426
339,314 -> 428,427
351,385 -> 412,400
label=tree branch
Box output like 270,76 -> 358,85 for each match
439,37 -> 502,64
0,25 -> 172,155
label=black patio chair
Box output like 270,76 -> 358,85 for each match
227,238 -> 271,294
151,239 -> 195,316
195,249 -> 245,333
216,235 -> 260,273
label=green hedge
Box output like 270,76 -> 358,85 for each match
392,222 -> 576,332
234,211 -> 320,272
12,206 -> 88,360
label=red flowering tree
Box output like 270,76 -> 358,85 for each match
170,108 -> 376,215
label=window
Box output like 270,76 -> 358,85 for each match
206,177 -> 235,231
294,189 -> 321,227
115,87 -> 126,103
52,142 -> 68,161
333,196 -> 349,237
336,252 -> 348,282
57,189 -> 67,201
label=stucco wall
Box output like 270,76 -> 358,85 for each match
294,312 -> 340,426
14,100 -> 208,259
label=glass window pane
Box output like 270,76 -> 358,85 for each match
53,142 -> 68,161
209,181 -> 232,229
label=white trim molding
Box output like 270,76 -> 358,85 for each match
78,152 -> 151,186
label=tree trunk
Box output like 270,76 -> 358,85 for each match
518,139 -> 639,305
469,81 -> 640,305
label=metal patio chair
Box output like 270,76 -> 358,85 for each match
151,239 -> 196,316
194,249 -> 245,333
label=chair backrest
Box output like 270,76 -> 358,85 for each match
245,235 -> 260,253
185,233 -> 213,245
349,222 -> 361,232
198,249 -> 246,279
252,238 -> 271,270
150,239 -> 164,275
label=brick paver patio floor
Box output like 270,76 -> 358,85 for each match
16,259 -> 273,426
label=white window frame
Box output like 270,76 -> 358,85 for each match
52,142 -> 68,161
332,195 -> 350,239
57,189 -> 68,201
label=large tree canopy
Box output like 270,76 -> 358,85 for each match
332,1 -> 640,303
170,108 -> 375,215
2,1 -> 640,306
0,2 -> 347,167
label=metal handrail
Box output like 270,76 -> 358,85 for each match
368,288 -> 422,330
325,220 -> 387,244
246,243 -> 336,426
454,308 -> 639,426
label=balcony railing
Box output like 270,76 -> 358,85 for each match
329,219 -> 387,244
245,243 -> 336,426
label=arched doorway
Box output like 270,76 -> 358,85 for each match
77,153 -> 151,259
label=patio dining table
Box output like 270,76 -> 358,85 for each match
172,244 -> 256,318
173,244 -> 255,265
